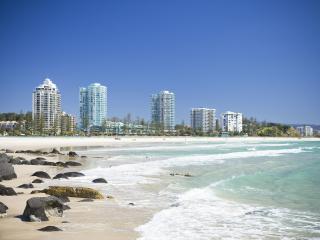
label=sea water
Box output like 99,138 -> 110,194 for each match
60,139 -> 320,239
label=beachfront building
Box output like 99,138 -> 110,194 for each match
79,83 -> 107,130
61,112 -> 76,134
190,108 -> 216,133
221,111 -> 243,133
296,125 -> 313,137
151,90 -> 175,131
32,78 -> 61,134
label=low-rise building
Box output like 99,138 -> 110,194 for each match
296,125 -> 313,137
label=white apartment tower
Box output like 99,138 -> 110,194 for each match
191,108 -> 216,133
221,111 -> 243,132
32,78 -> 61,134
151,90 -> 175,131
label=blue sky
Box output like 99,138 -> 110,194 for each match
0,0 -> 319,124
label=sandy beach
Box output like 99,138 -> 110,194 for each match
0,136 -> 319,240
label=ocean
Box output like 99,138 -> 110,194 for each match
60,139 -> 320,239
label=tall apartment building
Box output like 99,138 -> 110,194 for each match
61,112 -> 76,134
32,78 -> 61,134
221,111 -> 243,132
190,108 -> 216,133
296,125 -> 313,137
151,90 -> 175,131
79,83 -> 107,130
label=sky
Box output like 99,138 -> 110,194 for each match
0,0 -> 319,124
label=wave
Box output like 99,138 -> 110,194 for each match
136,184 -> 320,240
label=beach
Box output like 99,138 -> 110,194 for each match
0,136 -> 320,240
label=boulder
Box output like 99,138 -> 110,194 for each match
38,226 -> 62,232
42,186 -> 104,199
21,160 -> 30,165
5,149 -> 14,153
55,162 -> 67,167
32,179 -> 44,184
43,161 -> 56,166
63,205 -> 71,210
53,173 -> 69,179
55,172 -> 84,178
9,158 -> 22,165
92,178 -> 108,183
17,183 -> 34,189
22,196 -> 64,222
0,201 -> 8,217
78,198 -> 93,202
51,148 -> 61,154
0,154 -> 17,181
36,157 -> 46,160
56,196 -> 70,203
0,184 -> 17,196
65,161 -> 82,167
31,171 -> 51,179
30,159 -> 45,165
68,151 -> 78,157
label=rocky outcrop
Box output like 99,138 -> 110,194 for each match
68,151 -> 78,157
32,179 -> 44,184
0,154 -> 17,181
38,226 -> 62,232
31,171 -> 51,179
42,186 -> 104,199
22,196 -> 64,222
65,161 -> 82,167
0,201 -> 8,217
0,184 -> 17,196
92,178 -> 108,183
17,183 -> 34,189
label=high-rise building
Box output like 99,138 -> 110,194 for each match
32,78 -> 61,134
296,125 -> 313,137
151,90 -> 175,131
79,83 -> 107,130
221,111 -> 242,132
61,112 -> 76,134
191,108 -> 216,133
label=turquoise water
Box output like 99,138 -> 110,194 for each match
72,139 -> 320,239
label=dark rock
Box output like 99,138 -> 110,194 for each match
55,196 -> 70,203
65,161 -> 82,167
21,160 -> 30,165
68,151 -> 78,157
0,184 -> 17,196
53,173 -> 68,179
43,161 -> 56,166
0,154 -> 17,181
63,172 -> 84,178
9,158 -> 22,165
5,149 -> 14,153
30,190 -> 42,194
92,178 -> 107,183
17,183 -> 34,189
38,226 -> 62,232
51,148 -> 61,154
55,162 -> 67,167
15,156 -> 26,161
32,179 -> 44,184
128,202 -> 135,206
22,196 -> 64,222
36,157 -> 46,160
78,198 -> 94,202
81,155 -> 87,158
61,221 -> 69,223
63,205 -> 71,210
31,171 -> 51,179
0,201 -> 8,215
30,159 -> 45,165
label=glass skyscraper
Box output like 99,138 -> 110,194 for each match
79,83 -> 107,130
151,90 -> 175,131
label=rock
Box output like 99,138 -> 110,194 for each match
38,226 -> 62,232
5,149 -> 14,153
0,154 -> 17,181
43,161 -> 56,166
0,201 -> 8,217
53,173 -> 69,179
22,196 -> 64,222
9,158 -> 22,165
55,161 -> 67,167
31,171 -> 51,179
30,190 -> 42,194
92,178 -> 107,183
63,172 -> 85,178
17,183 -> 34,189
81,155 -> 87,158
106,195 -> 114,199
63,205 -> 71,210
128,202 -> 135,206
56,196 -> 70,203
51,148 -> 61,154
61,221 -> 69,223
42,186 -> 104,199
36,157 -> 46,160
78,198 -> 93,202
0,184 -> 17,196
21,160 -> 30,165
65,161 -> 82,167
32,179 -> 44,184
68,151 -> 78,157
30,159 -> 45,165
